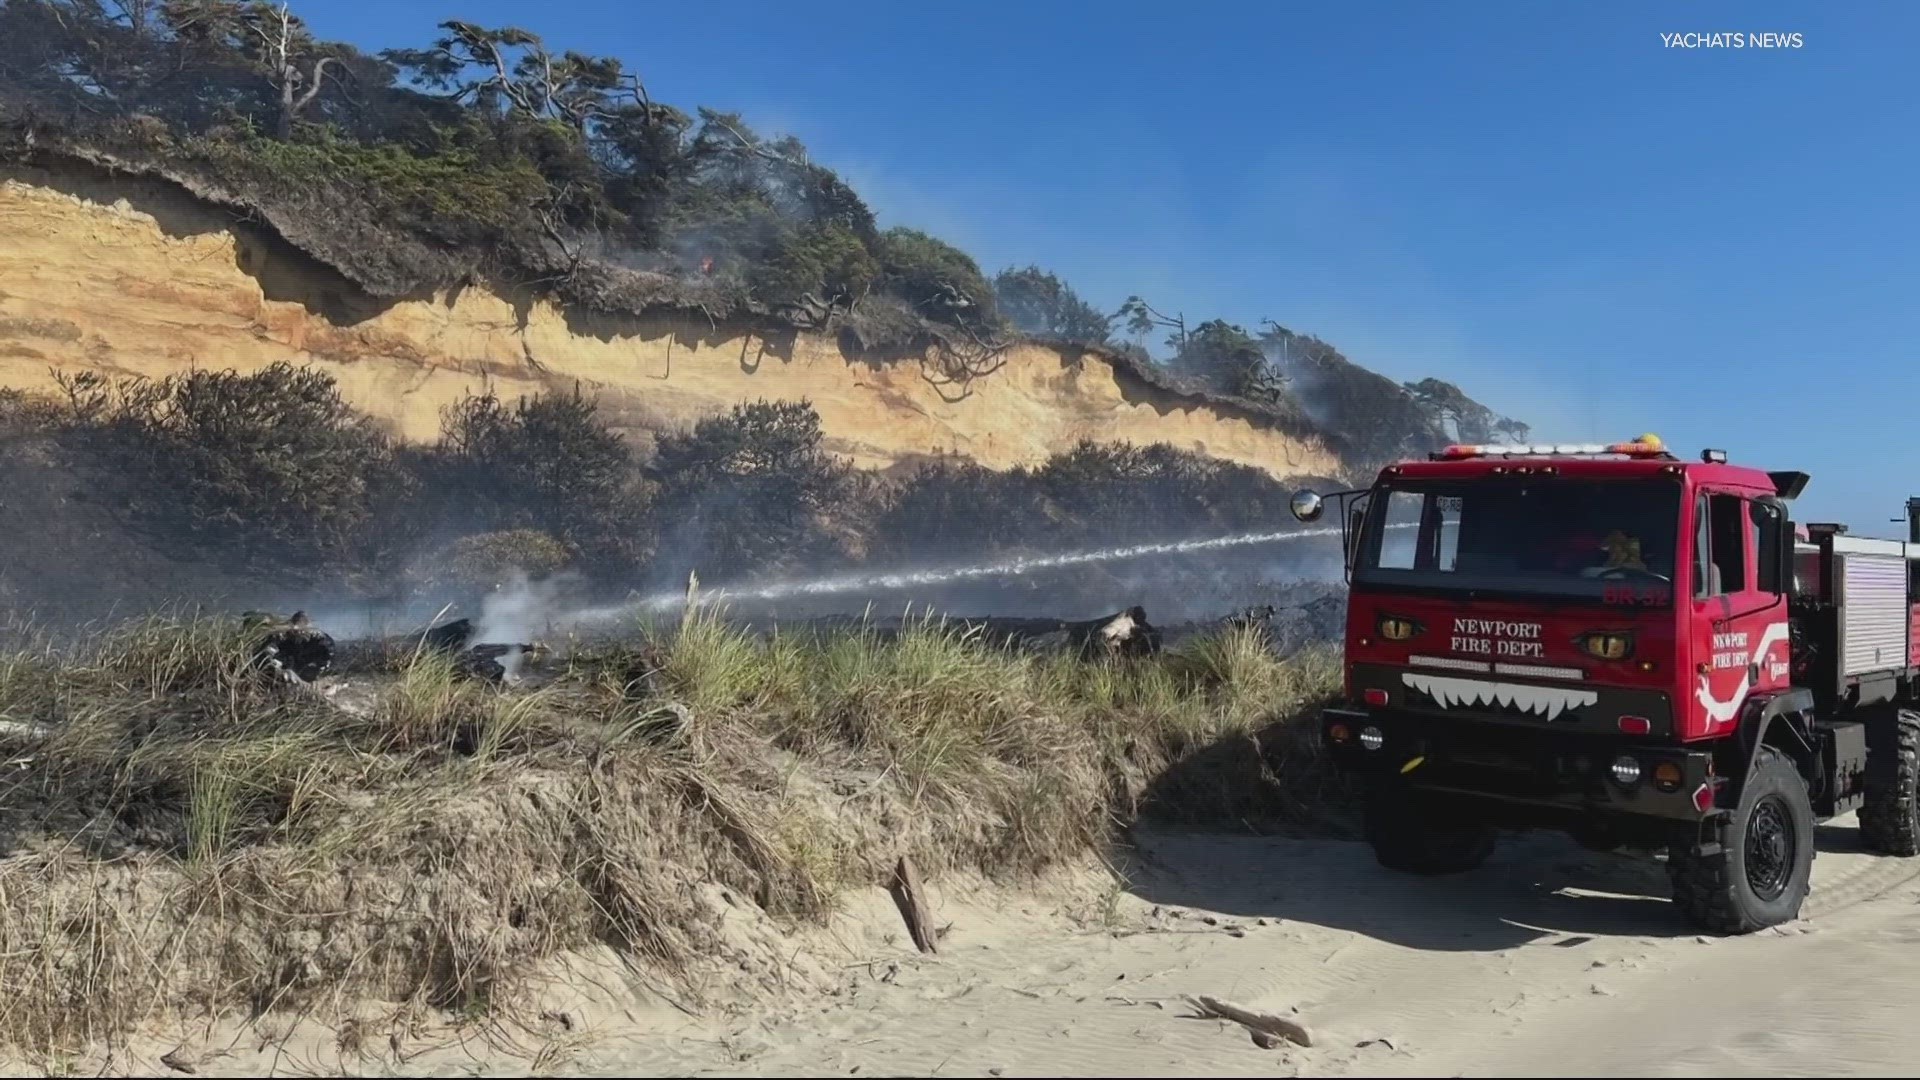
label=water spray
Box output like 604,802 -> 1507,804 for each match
575,524 -> 1366,625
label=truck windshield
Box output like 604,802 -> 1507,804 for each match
1353,477 -> 1682,605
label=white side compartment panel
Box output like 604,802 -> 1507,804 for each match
1844,553 -> 1909,676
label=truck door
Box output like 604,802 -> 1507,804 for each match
1688,491 -> 1792,738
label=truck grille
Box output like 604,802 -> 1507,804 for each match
1402,672 -> 1597,722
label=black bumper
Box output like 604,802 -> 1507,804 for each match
1323,707 -> 1719,825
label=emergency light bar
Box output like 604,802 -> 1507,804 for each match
1430,434 -> 1675,462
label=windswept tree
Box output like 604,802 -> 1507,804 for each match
666,109 -> 879,316
1403,377 -> 1528,444
876,228 -> 998,332
993,265 -> 1112,345
1117,295 -> 1188,355
1176,319 -> 1284,402
161,0 -> 353,138
1117,300 -> 1296,403
118,0 -> 162,32
379,20 -> 670,241
380,20 -> 661,137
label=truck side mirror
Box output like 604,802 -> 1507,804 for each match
1289,490 -> 1325,523
1753,498 -> 1791,595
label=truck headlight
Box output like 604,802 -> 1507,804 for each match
1610,754 -> 1642,786
1359,726 -> 1385,750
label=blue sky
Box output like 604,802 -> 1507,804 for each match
302,1 -> 1919,534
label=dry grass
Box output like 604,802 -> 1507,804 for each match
0,603 -> 1342,1060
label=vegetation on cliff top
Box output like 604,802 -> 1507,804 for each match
0,0 -> 1522,466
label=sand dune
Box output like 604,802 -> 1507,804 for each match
77,816 -> 1920,1077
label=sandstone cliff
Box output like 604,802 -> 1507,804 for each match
0,163 -> 1342,480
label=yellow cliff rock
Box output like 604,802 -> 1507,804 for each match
0,167 -> 1338,478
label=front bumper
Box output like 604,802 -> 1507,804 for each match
1323,707 -> 1719,824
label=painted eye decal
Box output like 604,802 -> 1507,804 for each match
1576,631 -> 1634,661
1377,615 -> 1423,641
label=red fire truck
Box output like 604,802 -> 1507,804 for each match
1290,434 -> 1920,934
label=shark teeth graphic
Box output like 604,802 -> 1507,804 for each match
1402,673 -> 1599,721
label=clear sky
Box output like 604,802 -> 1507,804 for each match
300,1 -> 1920,535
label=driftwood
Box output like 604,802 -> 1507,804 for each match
1063,606 -> 1161,660
1221,604 -> 1278,631
420,617 -> 476,654
1185,994 -> 1313,1048
0,718 -> 48,739
456,641 -> 549,684
244,611 -> 335,684
887,855 -> 938,954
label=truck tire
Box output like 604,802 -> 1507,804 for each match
1668,746 -> 1815,934
1859,708 -> 1920,856
1363,778 -> 1496,875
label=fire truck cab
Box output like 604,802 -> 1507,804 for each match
1292,435 -> 1920,934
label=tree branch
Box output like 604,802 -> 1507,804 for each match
290,55 -> 334,114
622,72 -> 654,123
713,119 -> 809,169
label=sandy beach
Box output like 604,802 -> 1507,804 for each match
96,814 -> 1920,1078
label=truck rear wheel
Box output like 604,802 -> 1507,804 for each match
1363,778 -> 1496,875
1668,746 -> 1814,934
1859,708 -> 1920,856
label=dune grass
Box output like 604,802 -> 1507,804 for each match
0,603 -> 1342,1059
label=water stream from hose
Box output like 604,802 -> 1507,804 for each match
574,524 -> 1362,624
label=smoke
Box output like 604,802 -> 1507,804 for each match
472,570 -> 579,681
1261,332 -> 1343,433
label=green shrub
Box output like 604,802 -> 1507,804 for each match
993,265 -> 1112,344
418,385 -> 647,567
747,222 -> 878,308
50,363 -> 411,568
185,128 -> 552,245
648,400 -> 852,578
425,529 -> 576,592
877,227 -> 999,331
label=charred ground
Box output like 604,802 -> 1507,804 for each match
1,366 -> 1362,635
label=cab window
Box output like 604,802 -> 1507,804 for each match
1695,493 -> 1748,598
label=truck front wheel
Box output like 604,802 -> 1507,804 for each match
1668,746 -> 1815,934
1859,708 -> 1920,856
1363,778 -> 1496,875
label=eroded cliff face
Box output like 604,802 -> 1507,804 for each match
0,165 -> 1340,478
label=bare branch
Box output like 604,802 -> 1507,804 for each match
540,209 -> 582,273
290,55 -> 334,114
713,119 -> 809,170
623,72 -> 653,122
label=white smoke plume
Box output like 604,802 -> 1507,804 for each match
471,571 -> 579,681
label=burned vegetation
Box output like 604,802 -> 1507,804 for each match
0,366 -> 1353,638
